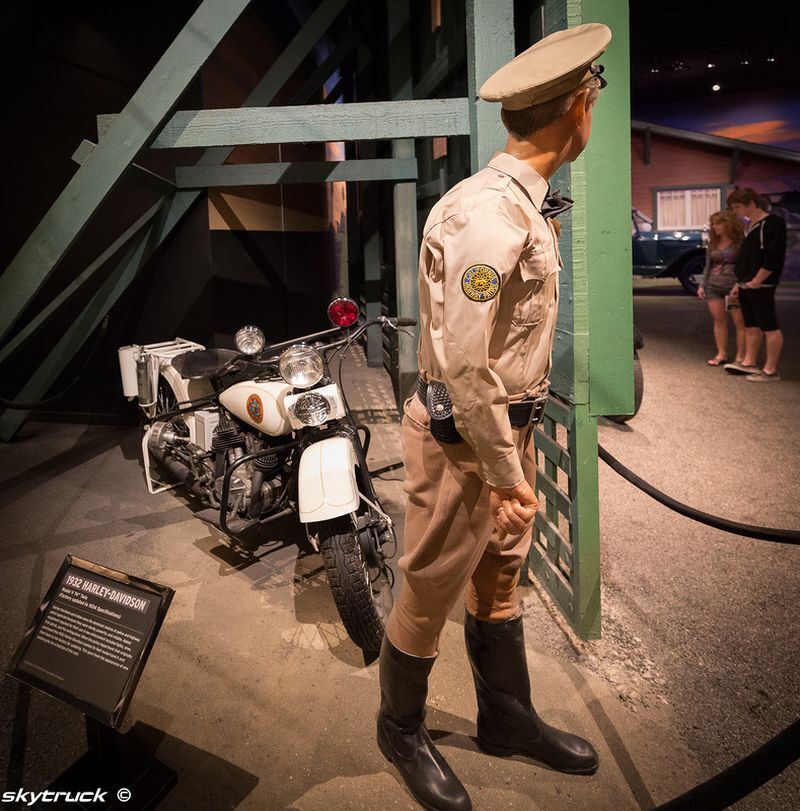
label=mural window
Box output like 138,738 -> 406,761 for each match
656,187 -> 721,229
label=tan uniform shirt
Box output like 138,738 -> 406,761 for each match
417,151 -> 562,489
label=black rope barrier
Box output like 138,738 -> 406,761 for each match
598,445 -> 800,545
653,718 -> 800,810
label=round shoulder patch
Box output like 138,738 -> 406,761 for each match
461,264 -> 500,302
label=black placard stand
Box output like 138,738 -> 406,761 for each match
49,716 -> 176,810
7,556 -> 178,808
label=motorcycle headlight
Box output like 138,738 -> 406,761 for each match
279,344 -> 324,388
235,325 -> 265,355
293,392 -> 330,426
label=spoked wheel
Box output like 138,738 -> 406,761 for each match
156,376 -> 178,414
317,516 -> 392,655
152,377 -> 188,438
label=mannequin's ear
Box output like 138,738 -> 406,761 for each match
568,87 -> 591,126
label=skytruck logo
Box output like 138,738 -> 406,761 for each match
1,788 -> 113,806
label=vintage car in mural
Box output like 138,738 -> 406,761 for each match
632,209 -> 707,294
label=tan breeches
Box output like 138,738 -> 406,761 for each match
385,394 -> 537,657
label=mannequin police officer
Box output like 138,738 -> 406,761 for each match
376,24 -> 612,811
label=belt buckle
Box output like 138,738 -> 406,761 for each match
529,394 -> 548,425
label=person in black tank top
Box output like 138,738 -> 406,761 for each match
723,188 -> 786,381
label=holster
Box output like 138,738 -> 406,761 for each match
417,377 -> 463,444
417,375 -> 549,444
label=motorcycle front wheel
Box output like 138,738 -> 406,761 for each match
317,516 -> 390,655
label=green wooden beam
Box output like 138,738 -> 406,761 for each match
0,0 -> 251,346
72,140 -> 175,196
465,0 -> 515,172
98,99 -> 471,148
175,158 -> 417,188
0,191 -> 198,440
0,202 -> 163,369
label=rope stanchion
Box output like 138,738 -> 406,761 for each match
598,445 -> 800,545
653,718 -> 800,810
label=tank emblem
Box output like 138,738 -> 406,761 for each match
246,393 -> 263,423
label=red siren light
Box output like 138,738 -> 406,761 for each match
327,297 -> 359,327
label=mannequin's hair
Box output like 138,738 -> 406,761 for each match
501,78 -> 601,141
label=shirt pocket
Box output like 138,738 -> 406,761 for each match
510,244 -> 553,326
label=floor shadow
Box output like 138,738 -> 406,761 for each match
124,721 -> 259,810
0,425 -> 121,497
561,661 -> 654,810
598,417 -> 635,433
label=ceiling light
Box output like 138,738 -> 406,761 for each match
740,50 -> 750,66
712,84 -> 721,92
706,53 -> 716,69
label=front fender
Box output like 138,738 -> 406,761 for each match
297,436 -> 359,523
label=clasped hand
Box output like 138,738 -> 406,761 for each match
489,479 -> 538,541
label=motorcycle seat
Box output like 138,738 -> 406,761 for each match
171,348 -> 240,379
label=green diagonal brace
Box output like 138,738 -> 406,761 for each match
1,0 -> 352,439
0,191 -> 198,440
0,0 -> 252,346
0,203 -> 162,368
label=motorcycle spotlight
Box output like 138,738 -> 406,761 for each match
235,325 -> 266,355
279,344 -> 324,388
292,392 -> 331,425
327,297 -> 359,328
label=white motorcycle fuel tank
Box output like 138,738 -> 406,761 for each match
219,380 -> 293,436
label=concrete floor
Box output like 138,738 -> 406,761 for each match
0,280 -> 797,809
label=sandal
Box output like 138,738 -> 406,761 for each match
707,357 -> 728,366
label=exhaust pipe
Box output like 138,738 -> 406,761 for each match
148,443 -> 207,499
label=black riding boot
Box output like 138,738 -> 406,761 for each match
464,612 -> 599,774
377,637 -> 472,811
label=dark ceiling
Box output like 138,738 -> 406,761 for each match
629,0 -> 798,108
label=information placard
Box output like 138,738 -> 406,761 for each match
7,555 -> 173,728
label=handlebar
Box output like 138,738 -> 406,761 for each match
225,315 -> 418,370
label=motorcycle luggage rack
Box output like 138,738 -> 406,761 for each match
140,337 -> 205,363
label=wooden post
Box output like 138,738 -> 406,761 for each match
465,0 -> 515,173
387,0 -> 420,404
529,0 -> 632,638
363,230 -> 382,366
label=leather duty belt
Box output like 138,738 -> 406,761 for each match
416,376 -> 548,429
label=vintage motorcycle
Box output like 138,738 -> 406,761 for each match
117,298 -> 415,655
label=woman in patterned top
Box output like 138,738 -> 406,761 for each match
698,210 -> 745,366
